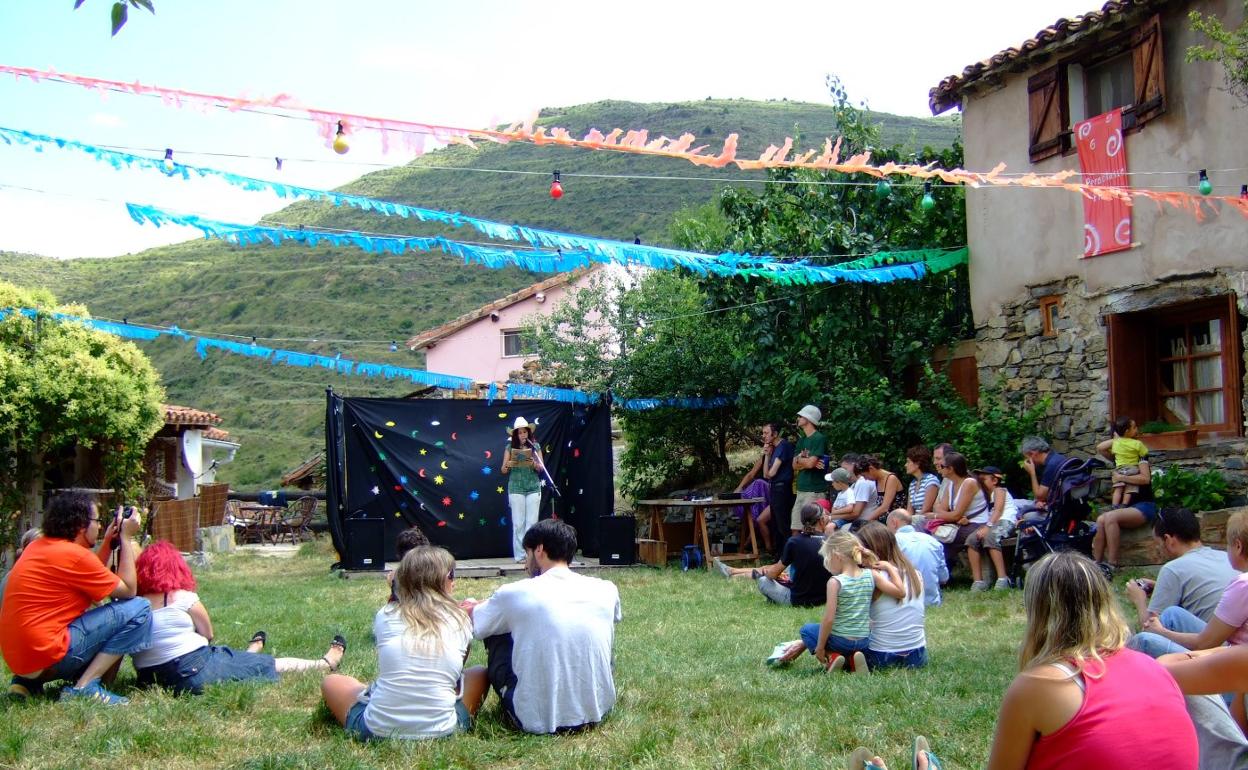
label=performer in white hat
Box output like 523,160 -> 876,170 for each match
502,417 -> 545,562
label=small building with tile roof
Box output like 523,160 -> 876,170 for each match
143,404 -> 240,499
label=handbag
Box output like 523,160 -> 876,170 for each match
931,523 -> 959,544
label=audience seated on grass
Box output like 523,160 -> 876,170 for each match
856,522 -> 927,670
886,510 -> 947,607
0,492 -> 151,705
1123,506 -> 1237,637
860,551 -> 1198,770
323,545 -> 486,741
931,451 -> 991,573
375,525 -> 432,646
714,502 -> 831,607
462,519 -> 621,734
1129,510 -> 1248,659
772,530 -> 904,675
965,466 -> 1018,592
132,541 -> 344,695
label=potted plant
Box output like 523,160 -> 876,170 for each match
1138,421 -> 1199,450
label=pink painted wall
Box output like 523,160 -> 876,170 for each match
424,273 -> 594,382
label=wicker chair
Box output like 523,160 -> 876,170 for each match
282,496 -> 318,543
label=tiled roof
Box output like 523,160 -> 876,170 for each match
929,0 -> 1172,114
406,268 -> 593,350
162,404 -> 223,428
281,453 -> 323,487
202,427 -> 233,442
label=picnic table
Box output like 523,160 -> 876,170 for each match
634,497 -> 766,569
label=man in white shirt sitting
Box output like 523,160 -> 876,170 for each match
463,519 -> 621,734
887,510 -> 948,606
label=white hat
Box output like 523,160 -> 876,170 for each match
511,416 -> 532,432
797,404 -> 822,426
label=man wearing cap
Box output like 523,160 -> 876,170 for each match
791,405 -> 828,535
502,416 -> 545,563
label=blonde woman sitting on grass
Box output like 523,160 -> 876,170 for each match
322,546 -> 487,741
850,551 -> 1197,770
773,530 -> 905,674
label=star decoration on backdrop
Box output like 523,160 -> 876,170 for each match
469,490 -> 480,501
378,451 -> 387,460
385,421 -> 396,427
500,517 -> 508,526
496,486 -> 504,494
419,448 -> 428,456
399,475 -> 407,484
458,512 -> 465,519
370,486 -> 379,495
465,414 -> 474,421
434,474 -> 445,485
442,496 -> 452,507
481,466 -> 492,475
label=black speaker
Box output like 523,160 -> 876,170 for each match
598,515 -> 635,565
345,516 -> 385,571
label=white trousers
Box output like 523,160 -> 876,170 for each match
509,492 -> 541,560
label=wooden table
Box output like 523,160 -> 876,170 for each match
236,503 -> 286,544
635,497 -> 766,568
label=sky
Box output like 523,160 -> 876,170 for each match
0,0 -> 1094,258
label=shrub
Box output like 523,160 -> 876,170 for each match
1153,466 -> 1229,512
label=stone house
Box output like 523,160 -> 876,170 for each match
929,0 -> 1247,496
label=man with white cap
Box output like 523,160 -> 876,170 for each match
791,405 -> 828,535
502,416 -> 545,562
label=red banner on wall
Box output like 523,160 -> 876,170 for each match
1074,108 -> 1131,257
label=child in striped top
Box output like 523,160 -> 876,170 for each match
781,530 -> 906,674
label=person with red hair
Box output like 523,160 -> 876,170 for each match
131,541 -> 346,695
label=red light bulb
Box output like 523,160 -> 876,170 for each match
550,180 -> 563,199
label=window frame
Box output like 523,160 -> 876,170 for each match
1027,13 -> 1166,162
1040,296 -> 1063,337
500,328 -> 536,359
1107,294 -> 1244,441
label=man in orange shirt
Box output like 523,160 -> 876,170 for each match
0,492 -> 151,705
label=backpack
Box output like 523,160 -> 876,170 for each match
681,544 -> 703,571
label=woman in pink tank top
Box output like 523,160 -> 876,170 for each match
849,550 -> 1198,770
988,550 -> 1197,769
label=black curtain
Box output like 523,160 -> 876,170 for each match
325,392 -> 613,562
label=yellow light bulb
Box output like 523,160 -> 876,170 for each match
333,121 -> 349,155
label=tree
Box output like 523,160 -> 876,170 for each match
1187,2 -> 1248,106
0,281 -> 165,548
73,0 -> 155,36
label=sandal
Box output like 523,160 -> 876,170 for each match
249,630 -> 267,649
849,747 -> 887,770
322,634 -> 347,672
913,736 -> 943,770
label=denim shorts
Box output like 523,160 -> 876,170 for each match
136,645 -> 278,695
865,646 -> 928,670
1134,502 -> 1158,521
50,597 -> 152,682
344,699 -> 472,741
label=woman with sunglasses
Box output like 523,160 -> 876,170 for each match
322,546 -> 488,741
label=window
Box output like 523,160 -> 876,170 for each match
1028,13 -> 1166,162
1107,294 -> 1244,439
501,329 -> 536,358
1040,296 -> 1063,337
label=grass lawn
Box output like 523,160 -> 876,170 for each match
1,541 -> 1036,770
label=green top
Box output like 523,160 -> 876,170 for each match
831,571 -> 875,638
506,445 -> 542,496
794,431 -> 828,492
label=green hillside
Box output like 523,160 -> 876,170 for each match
0,99 -> 958,488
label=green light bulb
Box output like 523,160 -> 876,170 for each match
921,193 -> 936,211
874,179 -> 892,199
1198,170 -> 1212,196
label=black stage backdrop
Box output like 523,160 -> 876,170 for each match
325,391 -> 613,563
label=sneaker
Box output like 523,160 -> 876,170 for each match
994,578 -> 1012,590
59,679 -> 128,706
826,654 -> 846,673
713,557 -> 732,578
766,640 -> 803,667
851,651 -> 870,676
8,675 -> 43,699
970,580 -> 989,592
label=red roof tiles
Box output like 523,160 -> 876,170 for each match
162,404 -> 223,428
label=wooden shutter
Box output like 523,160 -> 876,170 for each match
1107,311 -> 1153,423
1028,65 -> 1069,162
1131,13 -> 1167,126
1225,293 -> 1245,437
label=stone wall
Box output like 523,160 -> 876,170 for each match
975,268 -> 1248,502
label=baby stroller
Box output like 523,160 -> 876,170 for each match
1010,456 -> 1106,586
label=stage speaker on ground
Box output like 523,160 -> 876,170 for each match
598,515 -> 635,565
345,516 -> 385,571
